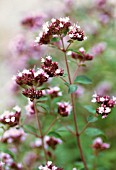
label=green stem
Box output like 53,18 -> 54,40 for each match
34,100 -> 48,162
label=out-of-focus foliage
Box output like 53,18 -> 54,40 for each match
0,0 -> 116,170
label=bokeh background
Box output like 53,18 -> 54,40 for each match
0,0 -> 116,169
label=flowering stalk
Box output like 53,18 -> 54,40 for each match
60,36 -> 88,170
34,100 -> 48,162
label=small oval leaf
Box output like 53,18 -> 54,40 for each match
87,115 -> 98,123
48,131 -> 64,141
68,84 -> 78,93
85,127 -> 104,137
74,75 -> 92,84
84,105 -> 96,114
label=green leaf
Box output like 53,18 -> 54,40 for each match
67,39 -> 74,43
48,131 -> 64,141
68,84 -> 78,93
64,82 -> 70,87
23,125 -> 37,134
84,105 -> 96,114
85,127 -> 104,137
74,162 -> 84,170
74,75 -> 92,84
37,96 -> 48,102
37,103 -> 49,112
51,37 -> 60,42
87,115 -> 98,123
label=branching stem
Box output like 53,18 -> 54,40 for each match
60,37 -> 88,170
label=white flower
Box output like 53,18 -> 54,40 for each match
22,69 -> 31,74
46,56 -> 52,60
92,93 -> 97,98
60,17 -> 69,23
98,106 -> 104,113
13,105 -> 21,112
100,97 -> 105,102
5,118 -> 10,122
59,23 -> 63,28
66,51 -> 72,56
91,98 -> 97,103
93,137 -> 102,145
43,22 -> 49,33
11,117 -> 15,122
105,107 -> 111,113
51,18 -> 56,22
41,58 -> 45,62
84,36 -> 87,40
47,161 -> 52,166
112,96 -> 116,101
79,47 -> 85,52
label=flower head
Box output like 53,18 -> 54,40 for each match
67,47 -> 93,62
68,24 -> 87,41
57,102 -> 72,117
1,127 -> 26,143
46,86 -> 62,98
38,161 -> 63,170
22,87 -> 44,101
0,152 -> 23,170
35,17 -> 86,45
91,93 -> 116,118
21,14 -> 44,30
0,106 -> 21,127
41,56 -> 64,77
92,137 -> 110,151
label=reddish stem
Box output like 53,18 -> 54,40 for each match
34,100 -> 48,162
60,37 -> 88,170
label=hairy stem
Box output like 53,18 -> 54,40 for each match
60,37 -> 88,170
34,100 -> 48,162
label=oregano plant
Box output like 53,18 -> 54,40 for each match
0,0 -> 115,170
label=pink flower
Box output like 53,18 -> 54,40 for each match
91,93 -> 116,118
57,102 -> 72,117
0,106 -> 21,127
92,137 -> 110,151
38,161 -> 63,170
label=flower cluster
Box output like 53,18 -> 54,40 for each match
67,47 -> 93,62
35,17 -> 86,45
91,93 -> 116,118
13,68 -> 49,86
45,136 -> 62,150
0,106 -> 21,127
38,161 -> 63,170
22,87 -> 45,101
68,24 -> 87,41
41,56 -> 64,77
35,17 -> 71,45
92,137 -> 110,151
57,102 -> 72,117
21,14 -> 44,30
1,127 -> 26,143
31,136 -> 62,150
0,152 -> 23,170
46,86 -> 62,98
